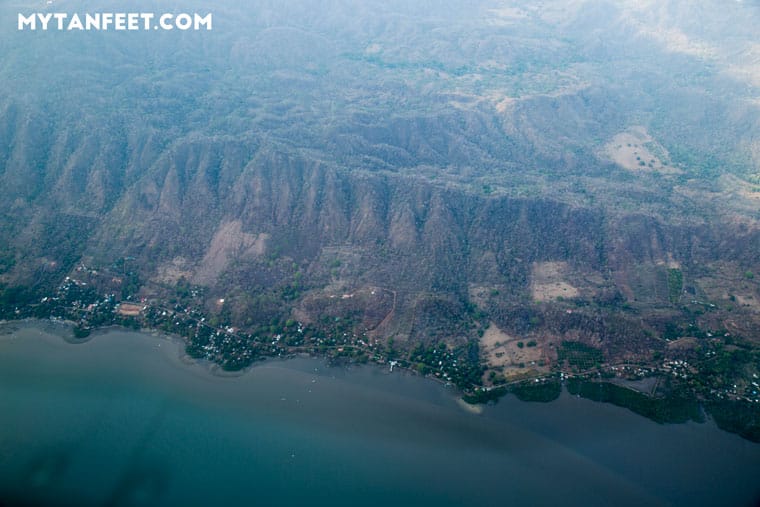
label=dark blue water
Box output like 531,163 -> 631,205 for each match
1,323 -> 759,507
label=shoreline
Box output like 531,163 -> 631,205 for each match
0,317 -> 471,407
2,323 -> 758,507
4,318 -> 760,443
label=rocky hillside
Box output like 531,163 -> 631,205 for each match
1,0 -> 760,373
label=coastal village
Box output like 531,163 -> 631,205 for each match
2,260 -> 758,440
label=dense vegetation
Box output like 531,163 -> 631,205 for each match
557,342 -> 604,371
566,380 -> 703,425
509,380 -> 562,403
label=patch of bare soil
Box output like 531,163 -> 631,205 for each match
193,220 -> 269,285
153,257 -> 194,285
601,126 -> 681,174
117,303 -> 143,316
531,261 -> 580,302
667,337 -> 699,350
480,323 -> 551,380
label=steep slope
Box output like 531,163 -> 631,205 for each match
1,0 -> 759,388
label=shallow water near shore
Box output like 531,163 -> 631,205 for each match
1,323 -> 759,507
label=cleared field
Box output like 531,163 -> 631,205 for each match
480,323 -> 549,381
601,127 -> 681,174
531,261 -> 580,302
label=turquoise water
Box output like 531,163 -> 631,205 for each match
1,323 -> 759,507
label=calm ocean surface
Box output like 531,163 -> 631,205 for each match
1,323 -> 758,507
